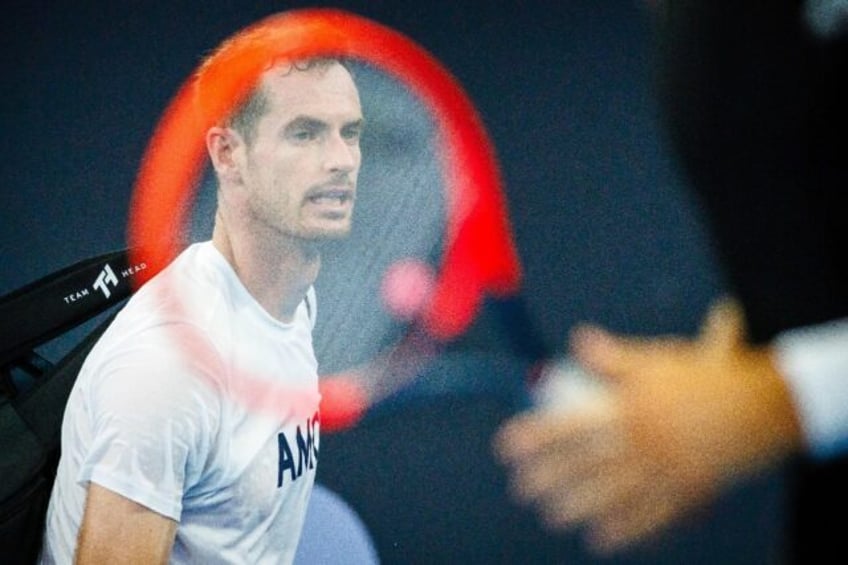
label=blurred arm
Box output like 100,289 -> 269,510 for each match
75,483 -> 177,564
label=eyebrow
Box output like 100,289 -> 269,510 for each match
284,115 -> 365,132
284,116 -> 327,133
344,117 -> 366,128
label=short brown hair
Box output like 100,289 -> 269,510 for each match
193,17 -> 350,145
224,59 -> 344,145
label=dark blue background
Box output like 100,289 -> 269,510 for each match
0,0 -> 723,339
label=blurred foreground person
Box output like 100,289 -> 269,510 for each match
496,1 -> 847,560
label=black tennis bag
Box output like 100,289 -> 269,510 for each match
0,250 -> 143,564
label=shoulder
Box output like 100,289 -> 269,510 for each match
80,247 -> 231,419
80,320 -> 225,421
96,242 -> 232,363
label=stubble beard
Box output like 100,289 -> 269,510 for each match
250,197 -> 354,255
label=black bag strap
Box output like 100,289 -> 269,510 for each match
0,249 -> 147,367
0,248 -> 147,565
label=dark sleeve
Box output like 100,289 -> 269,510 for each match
654,1 -> 848,343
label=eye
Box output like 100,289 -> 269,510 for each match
291,129 -> 317,142
341,124 -> 362,144
284,119 -> 324,144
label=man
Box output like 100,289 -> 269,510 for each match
40,33 -> 364,564
495,1 -> 847,561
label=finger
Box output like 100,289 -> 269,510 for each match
494,408 -> 615,464
492,413 -> 557,462
569,324 -> 667,381
507,433 -> 627,504
542,456 -> 652,528
699,296 -> 746,353
584,482 -> 684,555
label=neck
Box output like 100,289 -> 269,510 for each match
212,213 -> 320,323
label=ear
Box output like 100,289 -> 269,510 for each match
206,126 -> 245,184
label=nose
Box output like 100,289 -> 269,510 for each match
323,132 -> 359,174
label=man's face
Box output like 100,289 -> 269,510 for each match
237,61 -> 363,241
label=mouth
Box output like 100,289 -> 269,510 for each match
306,182 -> 356,204
307,191 -> 353,206
304,185 -> 355,217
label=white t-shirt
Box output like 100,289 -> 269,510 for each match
41,241 -> 321,564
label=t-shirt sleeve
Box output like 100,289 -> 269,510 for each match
78,332 -> 222,521
775,317 -> 848,460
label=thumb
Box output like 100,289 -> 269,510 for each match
569,324 -> 645,384
699,296 -> 747,354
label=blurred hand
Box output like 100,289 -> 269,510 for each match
494,298 -> 803,554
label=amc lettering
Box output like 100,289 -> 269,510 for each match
277,412 -> 320,487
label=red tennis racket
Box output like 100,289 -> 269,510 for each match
127,9 -> 526,432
